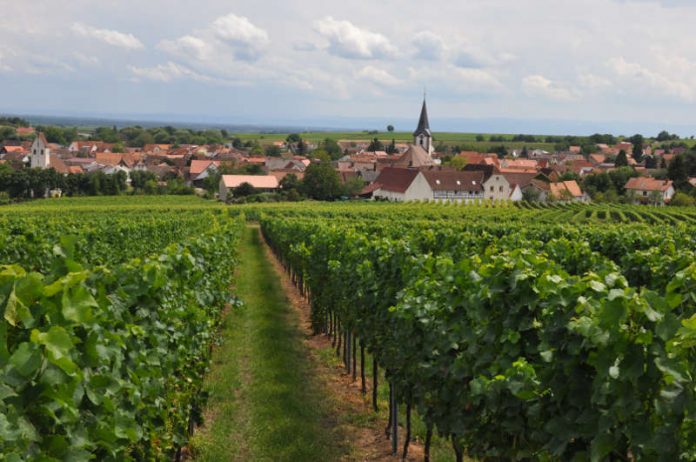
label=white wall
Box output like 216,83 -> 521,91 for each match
483,174 -> 511,200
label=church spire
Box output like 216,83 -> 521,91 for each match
413,96 -> 434,155
413,98 -> 431,138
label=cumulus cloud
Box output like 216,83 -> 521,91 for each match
355,65 -> 402,86
158,35 -> 211,61
314,17 -> 397,59
608,56 -> 696,101
71,22 -> 143,50
412,31 -> 446,61
213,14 -> 269,45
522,74 -> 579,101
158,14 -> 268,63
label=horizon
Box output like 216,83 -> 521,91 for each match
2,1 -> 696,137
4,111 -> 695,139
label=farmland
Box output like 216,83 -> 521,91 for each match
1,197 -> 695,461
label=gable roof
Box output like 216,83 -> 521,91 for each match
501,171 -> 538,188
422,170 -> 484,192
220,174 -> 279,189
373,167 -> 420,193
549,180 -> 584,199
395,144 -> 433,168
625,176 -> 673,192
190,159 -> 220,176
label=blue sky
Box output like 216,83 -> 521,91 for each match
2,0 -> 696,135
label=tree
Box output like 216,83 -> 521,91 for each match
491,145 -> 507,158
343,176 -> 366,197
296,139 -> 307,155
644,155 -> 658,169
447,156 -> 468,170
385,139 -> 398,155
629,134 -> 644,161
657,130 -> 677,142
321,138 -> 342,160
286,133 -> 302,143
667,154 -> 690,190
233,182 -> 256,197
367,138 -> 384,152
476,134 -> 486,142
522,187 -> 540,202
669,192 -> 695,206
301,162 -> 342,200
130,170 -> 157,191
265,145 -> 282,157
615,150 -> 628,167
387,125 -> 394,132
520,146 -> 529,158
280,173 -> 301,192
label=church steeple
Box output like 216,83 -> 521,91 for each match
413,97 -> 433,155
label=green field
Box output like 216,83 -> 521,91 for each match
2,197 -> 695,461
234,131 -> 558,151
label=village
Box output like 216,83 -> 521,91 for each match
0,100 -> 693,205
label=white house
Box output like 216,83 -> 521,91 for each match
483,172 -> 511,200
624,177 -> 675,205
421,170 -> 485,202
219,174 -> 279,201
372,168 -> 431,201
371,168 -> 487,203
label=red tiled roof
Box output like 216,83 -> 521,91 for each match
221,174 -> 279,189
190,160 -> 220,176
625,176 -> 673,192
373,167 -> 419,193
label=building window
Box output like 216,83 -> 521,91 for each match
499,186 -> 503,192
490,186 -> 494,192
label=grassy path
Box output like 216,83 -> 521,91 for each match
191,225 -> 344,461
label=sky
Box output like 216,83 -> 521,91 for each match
2,0 -> 696,135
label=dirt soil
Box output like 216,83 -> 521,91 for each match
260,229 -> 425,461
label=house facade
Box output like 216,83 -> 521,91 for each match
219,174 -> 279,201
624,177 -> 675,204
372,168 -> 431,201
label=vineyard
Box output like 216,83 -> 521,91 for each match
0,196 -> 243,460
258,201 -> 696,461
1,197 -> 695,461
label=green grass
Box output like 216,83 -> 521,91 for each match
191,225 -> 345,461
233,131 -> 556,149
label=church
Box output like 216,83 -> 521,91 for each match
390,98 -> 436,168
413,98 -> 434,156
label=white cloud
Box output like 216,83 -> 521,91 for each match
213,14 -> 269,45
412,31 -> 446,61
314,17 -> 397,59
128,62 -> 213,83
608,56 -> 696,101
522,74 -> 579,101
356,65 -> 402,86
453,68 -> 505,91
158,35 -> 212,61
71,22 -> 143,50
158,13 -> 268,63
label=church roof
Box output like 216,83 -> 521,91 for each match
412,99 -> 431,137
395,144 -> 434,168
